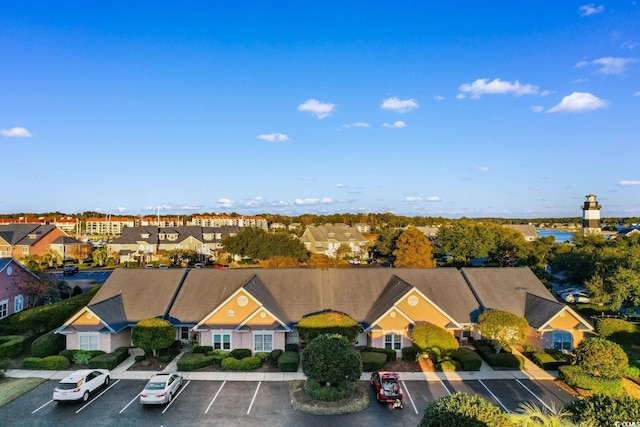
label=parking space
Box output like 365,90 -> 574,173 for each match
0,378 -> 576,426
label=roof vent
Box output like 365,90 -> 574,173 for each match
515,286 -> 526,291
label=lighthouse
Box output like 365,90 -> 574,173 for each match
581,194 -> 601,235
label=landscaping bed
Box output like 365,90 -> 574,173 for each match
289,380 -> 369,415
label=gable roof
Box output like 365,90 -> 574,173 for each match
88,294 -> 128,332
0,224 -> 58,246
0,257 -> 41,279
304,225 -> 368,243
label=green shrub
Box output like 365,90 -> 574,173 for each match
285,343 -> 299,352
89,347 -> 129,370
529,350 -> 573,370
436,360 -> 460,371
486,352 -> 525,369
31,330 -> 65,358
452,348 -> 482,371
411,323 -> 459,362
297,310 -> 359,342
255,352 -> 269,362
359,347 -> 396,362
158,355 -> 171,363
361,351 -> 387,372
559,365 -> 624,395
229,348 -> 252,359
626,359 -> 640,378
141,360 -> 151,367
131,318 -> 175,355
158,340 -> 181,357
0,335 -> 26,359
565,393 -> 640,426
402,346 -> 418,362
522,343 -> 536,354
206,349 -> 230,365
135,355 -> 146,363
301,334 -> 362,384
176,351 -> 217,371
304,379 -> 355,401
0,358 -> 10,379
22,355 -> 71,370
193,345 -> 213,354
418,391 -> 512,427
596,317 -> 640,346
268,349 -> 283,366
221,356 -> 262,370
277,351 -> 299,372
575,337 -> 628,379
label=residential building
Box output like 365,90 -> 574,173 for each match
0,258 -> 36,319
85,216 -> 136,236
50,235 -> 86,262
107,226 -> 240,264
57,267 -> 593,354
300,225 -> 369,258
138,217 -> 184,227
416,226 -> 439,238
0,224 -> 68,259
190,215 -> 268,231
503,224 -> 538,241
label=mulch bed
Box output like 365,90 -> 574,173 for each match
127,355 -> 280,372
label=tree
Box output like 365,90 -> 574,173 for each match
92,247 -> 111,267
260,256 -> 301,268
478,309 -> 528,353
306,253 -> 349,269
301,333 -> 362,385
411,323 -> 459,362
131,318 -> 176,356
164,249 -> 198,267
40,249 -> 62,268
222,227 -> 308,261
574,337 -> 628,379
373,228 -> 401,257
392,226 -> 436,268
513,402 -> 588,427
336,242 -> 352,259
565,394 -> 640,426
68,243 -> 93,263
14,272 -> 55,309
418,391 -> 512,427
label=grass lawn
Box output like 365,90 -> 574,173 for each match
0,377 -> 47,406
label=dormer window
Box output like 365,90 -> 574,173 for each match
167,234 -> 178,241
158,234 -> 165,240
141,233 -> 150,239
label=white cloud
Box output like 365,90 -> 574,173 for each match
618,180 -> 640,186
579,4 -> 604,16
477,166 -> 490,172
1,127 -> 32,138
217,198 -> 235,208
547,92 -> 609,113
336,183 -> 345,188
294,197 -> 333,205
380,96 -> 419,113
433,95 -> 445,101
621,41 -> 638,50
531,105 -> 545,113
383,121 -> 406,128
245,197 -> 266,208
425,196 -> 441,202
257,133 -> 289,142
272,200 -> 290,207
341,122 -> 370,128
115,207 -> 128,212
405,196 -> 422,202
576,57 -> 635,75
458,78 -> 540,99
298,99 -> 336,119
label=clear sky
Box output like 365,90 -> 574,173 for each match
1,2 -> 639,218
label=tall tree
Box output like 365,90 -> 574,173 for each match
392,226 -> 436,268
478,309 -> 528,353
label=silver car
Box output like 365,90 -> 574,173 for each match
139,373 -> 183,405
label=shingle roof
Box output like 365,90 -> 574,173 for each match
0,224 -> 57,245
524,293 -> 565,329
88,294 -> 128,332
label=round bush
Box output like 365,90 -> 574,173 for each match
298,310 -> 359,342
131,318 -> 175,355
229,348 -> 252,359
158,355 -> 171,363
411,323 -> 459,362
565,393 -> 640,426
42,355 -> 71,370
436,360 -> 460,372
301,334 -> 362,384
575,337 -> 628,379
31,331 -> 65,358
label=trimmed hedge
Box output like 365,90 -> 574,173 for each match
475,340 -> 525,369
221,356 -> 262,371
402,346 -> 418,362
0,335 -> 26,359
529,350 -> 573,370
268,349 -> 283,366
88,347 -> 129,370
176,351 -> 217,371
297,310 -> 359,342
229,348 -> 252,360
361,351 -> 387,372
59,349 -> 105,363
277,351 -> 299,372
596,317 -> 640,346
452,348 -> 482,371
285,343 -> 299,352
359,347 -> 396,362
193,345 -> 214,354
32,330 -> 65,358
206,349 -> 231,365
436,360 -> 460,371
559,365 -> 624,395
22,355 -> 71,370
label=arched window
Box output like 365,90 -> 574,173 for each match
552,330 -> 573,351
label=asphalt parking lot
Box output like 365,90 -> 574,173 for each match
56,269 -> 113,285
0,378 -> 575,426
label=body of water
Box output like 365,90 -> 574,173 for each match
537,229 -> 575,243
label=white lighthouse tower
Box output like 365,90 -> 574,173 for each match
581,194 -> 601,235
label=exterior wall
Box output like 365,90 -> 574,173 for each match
66,333 -> 79,350
70,310 -> 103,327
395,291 -> 451,330
0,261 -> 28,318
109,329 -> 132,352
203,291 -> 261,327
10,227 -> 67,258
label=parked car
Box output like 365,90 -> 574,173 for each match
370,371 -> 403,404
554,286 -> 587,296
139,373 -> 183,405
145,265 -> 154,269
158,264 -> 169,269
194,263 -> 204,269
563,291 -> 591,304
63,264 -> 79,276
53,369 -> 110,402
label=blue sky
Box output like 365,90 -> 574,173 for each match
1,2 -> 639,218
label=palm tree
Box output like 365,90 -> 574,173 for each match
511,402 -> 595,427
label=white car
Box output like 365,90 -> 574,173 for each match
139,373 -> 183,405
53,369 -> 110,402
563,291 -> 591,304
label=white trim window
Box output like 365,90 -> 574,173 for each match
384,332 -> 402,351
212,332 -> 231,350
0,299 -> 8,319
78,332 -> 100,350
254,333 -> 273,352
14,295 -> 24,313
552,330 -> 573,351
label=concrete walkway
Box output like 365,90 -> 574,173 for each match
5,347 -> 558,382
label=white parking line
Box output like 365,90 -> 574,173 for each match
439,378 -> 451,396
401,380 -> 419,414
479,380 -> 510,413
119,393 -> 140,414
247,381 -> 261,415
76,379 -> 120,413
31,399 -> 54,414
205,380 -> 226,414
162,380 -> 190,414
515,379 -> 553,412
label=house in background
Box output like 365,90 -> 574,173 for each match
57,267 -> 593,355
503,224 -> 538,242
300,225 -> 370,259
49,235 -> 86,262
0,224 -> 68,259
0,258 -> 36,320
